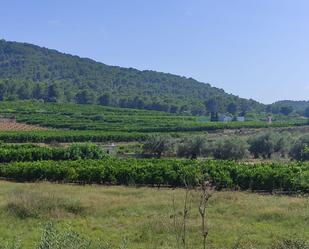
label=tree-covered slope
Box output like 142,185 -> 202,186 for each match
0,39 -> 264,115
271,100 -> 309,112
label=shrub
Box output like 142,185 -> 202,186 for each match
142,135 -> 173,157
300,146 -> 309,161
0,143 -> 108,163
290,135 -> 309,161
211,136 -> 249,160
275,131 -> 293,157
36,223 -> 110,249
177,136 -> 207,159
248,132 -> 279,159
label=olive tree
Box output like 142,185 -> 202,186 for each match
177,136 -> 207,159
290,134 -> 309,161
142,135 -> 173,158
248,132 -> 278,159
211,136 -> 249,160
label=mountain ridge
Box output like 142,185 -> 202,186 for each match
0,39 -> 265,115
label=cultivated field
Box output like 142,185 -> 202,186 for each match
0,101 -> 306,133
0,101 -> 307,249
0,181 -> 308,249
0,120 -> 47,131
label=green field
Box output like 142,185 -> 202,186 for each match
0,101 -> 306,133
0,101 -> 308,248
0,181 -> 308,249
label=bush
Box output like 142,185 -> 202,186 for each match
177,136 -> 207,159
248,132 -> 280,159
0,143 -> 108,163
290,135 -> 309,161
275,131 -> 293,157
211,136 -> 249,160
142,135 -> 173,157
300,146 -> 309,161
36,223 -> 110,249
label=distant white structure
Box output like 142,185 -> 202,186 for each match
236,116 -> 245,122
267,115 -> 272,124
218,115 -> 232,122
101,143 -> 116,155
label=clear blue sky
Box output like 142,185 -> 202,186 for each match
1,0 -> 308,104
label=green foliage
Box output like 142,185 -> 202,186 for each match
142,135 -> 173,157
0,39 -> 265,115
290,135 -> 309,161
248,132 -> 283,159
0,101 -> 304,135
0,130 -> 148,143
211,136 -> 248,160
279,106 -> 294,116
0,158 -> 307,192
275,131 -> 294,157
301,146 -> 309,161
0,143 -> 107,163
177,136 -> 207,159
36,223 -> 109,249
271,100 -> 309,114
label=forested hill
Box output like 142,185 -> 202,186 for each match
0,39 -> 264,115
271,100 -> 309,112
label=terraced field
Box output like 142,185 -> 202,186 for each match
0,101 -> 306,133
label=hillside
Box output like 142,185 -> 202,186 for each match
271,100 -> 309,112
0,39 -> 265,115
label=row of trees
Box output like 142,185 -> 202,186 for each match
142,132 -> 309,161
0,79 -> 258,115
2,78 -> 309,118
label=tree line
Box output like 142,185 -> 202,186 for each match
142,132 -> 309,161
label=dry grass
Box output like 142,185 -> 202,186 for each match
0,120 -> 47,131
0,181 -> 308,249
6,189 -> 87,219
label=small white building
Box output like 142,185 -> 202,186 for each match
236,116 -> 245,122
218,115 -> 232,122
101,143 -> 116,155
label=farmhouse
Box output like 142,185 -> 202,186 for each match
218,114 -> 232,122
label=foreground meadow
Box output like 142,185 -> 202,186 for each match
0,181 -> 308,249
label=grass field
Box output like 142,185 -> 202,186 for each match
0,181 -> 308,249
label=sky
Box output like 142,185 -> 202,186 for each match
1,0 -> 309,104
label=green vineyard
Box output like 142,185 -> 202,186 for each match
0,101 -> 306,134
1,158 -> 308,192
